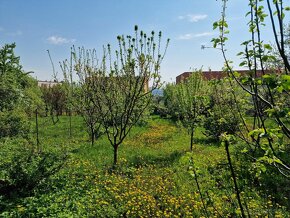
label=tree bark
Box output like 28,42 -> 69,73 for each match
224,139 -> 246,218
91,126 -> 95,146
190,127 -> 194,151
113,145 -> 118,166
69,110 -> 72,138
35,108 -> 40,150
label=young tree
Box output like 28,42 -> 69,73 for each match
176,71 -> 209,151
66,26 -> 169,165
163,83 -> 183,120
204,78 -> 248,142
212,0 -> 290,176
205,1 -> 290,214
40,83 -> 67,123
0,43 -> 25,112
61,49 -> 103,146
0,43 -> 42,137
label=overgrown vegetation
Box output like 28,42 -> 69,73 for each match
1,0 -> 290,216
61,26 -> 169,165
0,116 -> 289,217
0,43 -> 68,208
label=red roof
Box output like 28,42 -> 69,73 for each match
176,69 -> 278,84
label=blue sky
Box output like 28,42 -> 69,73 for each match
0,0 -> 282,82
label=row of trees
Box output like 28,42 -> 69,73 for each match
163,71 -> 245,146
59,26 -> 169,165
1,0 -> 288,214
40,84 -> 67,119
163,0 -> 290,177
160,0 -> 290,216
0,27 -> 170,168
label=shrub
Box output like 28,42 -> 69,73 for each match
203,79 -> 245,141
204,111 -> 240,141
0,139 -> 68,199
0,110 -> 30,138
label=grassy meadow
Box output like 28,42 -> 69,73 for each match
0,115 -> 289,217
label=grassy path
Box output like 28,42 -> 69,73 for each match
2,116 -> 288,217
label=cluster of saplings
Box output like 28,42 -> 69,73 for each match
1,0 -> 290,215
0,27 -> 170,202
157,72 -> 243,145
58,26 -> 170,165
151,0 -> 290,215
154,66 -> 290,212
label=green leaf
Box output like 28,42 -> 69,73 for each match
239,61 -> 248,67
260,164 -> 266,173
241,77 -> 249,84
233,71 -> 241,77
249,128 -> 264,137
241,148 -> 248,153
263,44 -> 272,50
261,56 -> 269,62
265,108 -> 275,117
213,22 -> 218,30
277,86 -> 284,93
262,74 -> 277,89
281,12 -> 285,20
274,157 -> 283,165
255,78 -> 262,85
281,75 -> 290,91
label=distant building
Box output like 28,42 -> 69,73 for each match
176,69 -> 278,84
37,80 -> 62,88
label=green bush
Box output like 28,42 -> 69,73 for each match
0,110 -> 30,138
0,139 -> 68,199
203,79 -> 245,141
203,111 -> 240,141
233,142 -> 290,209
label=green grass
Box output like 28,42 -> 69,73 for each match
1,115 -> 289,217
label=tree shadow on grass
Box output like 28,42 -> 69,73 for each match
130,150 -> 186,168
194,137 -> 220,147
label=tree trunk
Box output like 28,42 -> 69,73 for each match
113,145 -> 118,166
192,159 -> 209,217
224,139 -> 246,218
190,127 -> 194,151
69,110 -> 72,138
91,127 -> 95,146
45,105 -> 48,117
35,108 -> 40,150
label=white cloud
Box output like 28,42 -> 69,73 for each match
178,33 -> 194,40
178,15 -> 185,20
178,14 -> 208,22
47,35 -> 76,45
194,32 -> 215,37
178,32 -> 215,40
